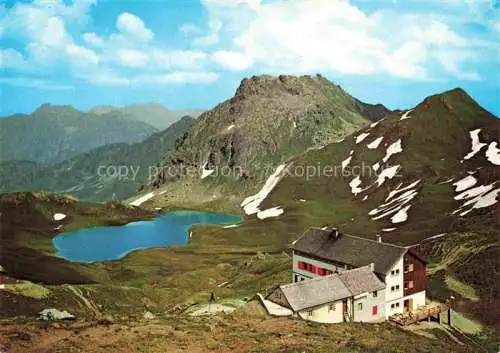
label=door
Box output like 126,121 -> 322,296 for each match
404,298 -> 413,313
343,299 -> 348,313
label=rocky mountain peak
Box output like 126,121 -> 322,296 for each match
233,74 -> 338,101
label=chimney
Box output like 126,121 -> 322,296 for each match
369,263 -> 375,272
376,234 -> 382,243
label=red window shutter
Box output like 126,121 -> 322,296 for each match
297,261 -> 303,270
372,305 -> 377,315
310,265 -> 316,273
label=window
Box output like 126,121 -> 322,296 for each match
396,269 -> 400,275
308,310 -> 313,317
298,261 -> 306,270
357,303 -> 363,311
391,304 -> 395,309
395,302 -> 400,308
372,291 -> 378,298
391,269 -> 400,276
404,281 -> 414,290
396,285 -> 400,291
372,305 -> 378,315
405,264 -> 414,273
328,304 -> 336,312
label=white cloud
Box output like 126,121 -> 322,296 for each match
211,50 -> 252,71
0,49 -> 29,70
200,0 -> 494,81
90,70 -> 219,86
116,49 -> 149,68
66,43 -> 99,67
116,12 -> 154,42
0,76 -> 74,90
193,18 -> 222,46
386,42 -> 429,79
152,50 -> 209,70
82,32 -> 105,47
179,23 -> 202,36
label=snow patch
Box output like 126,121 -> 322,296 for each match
386,179 -> 421,201
241,164 -> 287,215
376,165 -> 401,187
227,124 -> 235,131
53,213 -> 67,221
367,136 -> 383,149
454,184 -> 494,201
391,205 -> 411,224
369,179 -> 420,223
223,224 -> 240,229
486,142 -> 500,165
257,206 -> 284,219
372,162 -> 380,172
382,228 -> 397,232
370,121 -> 380,128
362,195 -> 368,201
463,129 -> 487,160
130,192 -> 155,206
341,156 -> 352,171
453,181 -> 499,216
293,121 -> 297,128
400,109 -> 414,121
453,175 -> 477,192
438,177 -> 454,184
201,162 -> 215,179
356,132 -> 370,144
382,139 -> 403,163
158,190 -> 167,195
349,176 -> 363,195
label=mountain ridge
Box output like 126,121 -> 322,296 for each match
89,102 -> 205,129
0,104 -> 158,164
149,74 -> 390,194
0,116 -> 195,201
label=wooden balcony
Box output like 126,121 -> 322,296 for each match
389,302 -> 449,326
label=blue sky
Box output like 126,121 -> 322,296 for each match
0,0 -> 498,116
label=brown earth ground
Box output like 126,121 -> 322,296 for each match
0,302 -> 484,353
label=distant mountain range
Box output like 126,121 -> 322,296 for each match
89,103 -> 204,129
0,104 -> 158,164
0,116 -> 195,201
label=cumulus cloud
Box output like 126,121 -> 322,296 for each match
0,0 -> 495,89
116,12 -> 154,42
200,0 -> 494,81
0,1 -> 217,87
211,50 -> 252,71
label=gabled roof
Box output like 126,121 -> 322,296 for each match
291,227 -> 407,275
274,266 -> 385,312
337,266 -> 385,296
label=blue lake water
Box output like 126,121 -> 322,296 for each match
53,211 -> 242,263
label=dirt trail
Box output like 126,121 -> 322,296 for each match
65,285 -> 101,318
